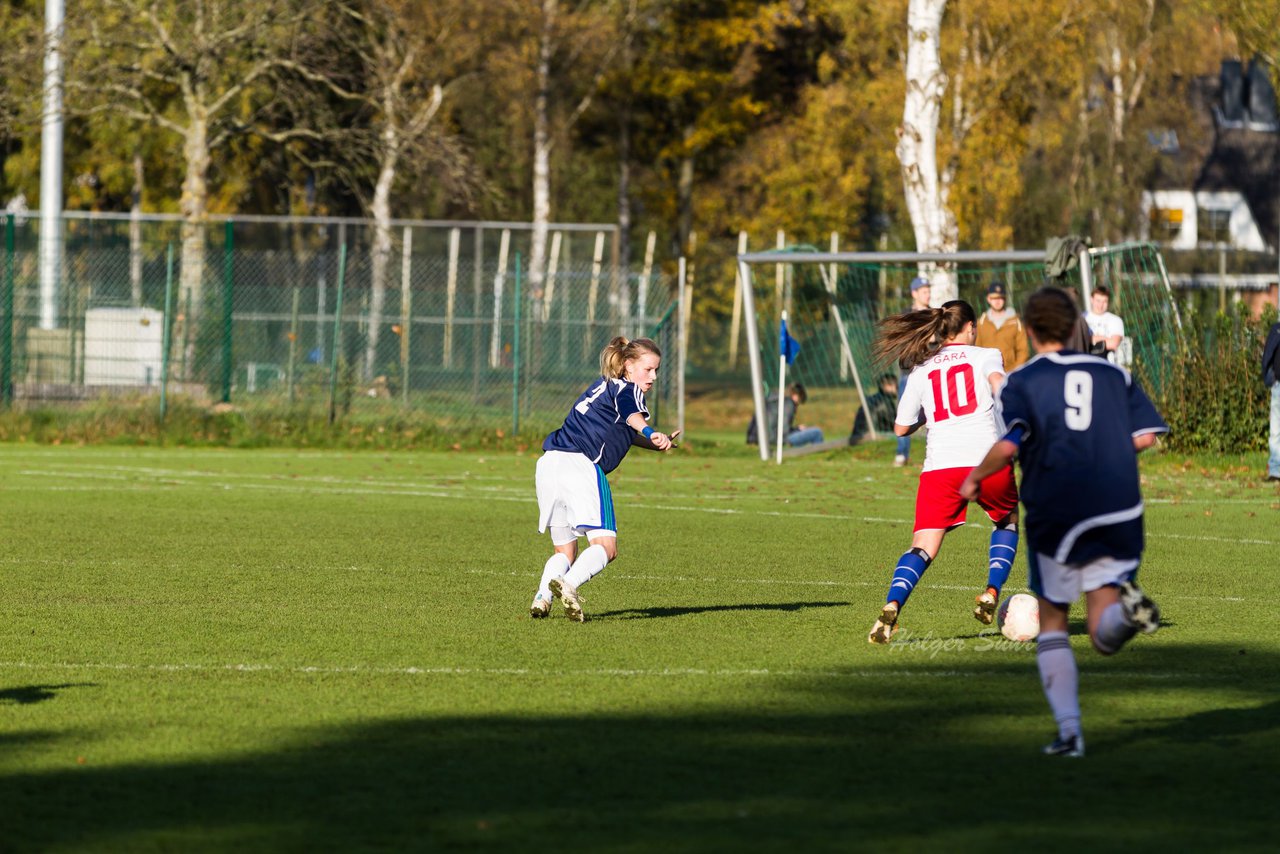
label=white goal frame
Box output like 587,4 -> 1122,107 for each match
737,248 -> 1069,463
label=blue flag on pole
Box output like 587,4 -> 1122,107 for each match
780,318 -> 800,364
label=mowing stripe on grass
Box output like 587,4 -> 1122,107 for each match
465,569 -> 1249,602
8,466 -> 1279,547
0,659 -> 1221,680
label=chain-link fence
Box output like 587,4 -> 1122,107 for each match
1,213 -> 681,434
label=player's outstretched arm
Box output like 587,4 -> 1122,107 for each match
959,439 -> 1018,501
626,413 -> 676,451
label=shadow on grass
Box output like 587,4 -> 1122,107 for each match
1131,698 -> 1280,745
945,614 -> 1177,643
0,683 -> 96,705
0,643 -> 1274,850
595,601 -> 850,620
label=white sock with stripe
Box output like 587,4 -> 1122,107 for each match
565,544 -> 609,590
1036,630 -> 1081,739
539,553 -> 571,597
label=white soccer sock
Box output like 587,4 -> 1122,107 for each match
539,553 -> 571,596
1036,630 -> 1081,739
564,544 -> 610,589
1094,602 -> 1137,654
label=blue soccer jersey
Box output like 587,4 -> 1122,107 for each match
543,376 -> 649,474
995,352 -> 1168,565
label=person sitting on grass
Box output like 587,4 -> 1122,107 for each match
849,374 -> 899,445
745,382 -> 824,449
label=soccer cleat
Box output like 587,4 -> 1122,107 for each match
973,589 -> 998,625
549,576 -> 585,623
1042,734 -> 1085,757
867,602 -> 900,645
530,590 -> 553,619
1118,580 -> 1161,634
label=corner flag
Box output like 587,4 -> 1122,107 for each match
780,318 -> 800,364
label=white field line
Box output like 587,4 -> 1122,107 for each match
3,459 -> 1274,502
6,467 -> 1279,547
465,569 -> 1249,603
0,554 -> 1251,603
7,462 -> 793,501
0,659 -> 1220,681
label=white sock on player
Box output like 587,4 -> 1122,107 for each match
539,553 -> 571,596
1094,602 -> 1138,654
1036,630 -> 1081,739
564,544 -> 609,590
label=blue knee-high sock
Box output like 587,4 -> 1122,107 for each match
986,528 -> 1019,593
887,548 -> 931,609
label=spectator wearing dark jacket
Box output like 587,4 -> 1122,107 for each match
850,374 -> 899,444
1263,321 -> 1280,481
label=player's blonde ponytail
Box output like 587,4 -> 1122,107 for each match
599,336 -> 662,379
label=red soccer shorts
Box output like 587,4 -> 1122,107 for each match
913,464 -> 1018,532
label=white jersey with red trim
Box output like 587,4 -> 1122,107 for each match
895,343 -> 1005,472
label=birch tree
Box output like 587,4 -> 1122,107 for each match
65,0 -> 319,376
525,0 -> 625,307
281,0 -> 471,381
896,0 -> 956,302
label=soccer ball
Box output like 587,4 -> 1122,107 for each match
997,593 -> 1040,642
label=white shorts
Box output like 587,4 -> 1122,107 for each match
536,451 -> 617,544
1029,552 -> 1139,606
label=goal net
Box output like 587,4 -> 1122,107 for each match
735,242 -> 1182,461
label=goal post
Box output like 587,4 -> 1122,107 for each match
736,244 -> 1182,463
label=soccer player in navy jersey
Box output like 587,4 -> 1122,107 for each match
866,300 -> 1020,644
961,287 -> 1166,758
531,336 -> 677,622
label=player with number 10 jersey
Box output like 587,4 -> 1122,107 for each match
897,342 -> 1005,474
867,300 -> 1021,644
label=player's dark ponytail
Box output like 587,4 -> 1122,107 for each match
875,300 -> 977,369
600,336 -> 662,379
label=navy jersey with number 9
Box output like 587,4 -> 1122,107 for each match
995,353 -> 1167,565
543,376 -> 649,474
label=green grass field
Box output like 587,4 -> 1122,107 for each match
1,442 -> 1276,851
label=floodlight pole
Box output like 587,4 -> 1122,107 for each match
38,0 -> 65,330
738,257 -> 770,459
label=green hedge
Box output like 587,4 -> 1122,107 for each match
1154,304 -> 1276,454
0,398 -> 560,452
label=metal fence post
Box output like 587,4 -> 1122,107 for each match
221,219 -> 234,403
512,252 -> 522,436
161,243 -> 175,422
328,242 -> 348,425
2,213 -> 14,406
287,286 -> 300,403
